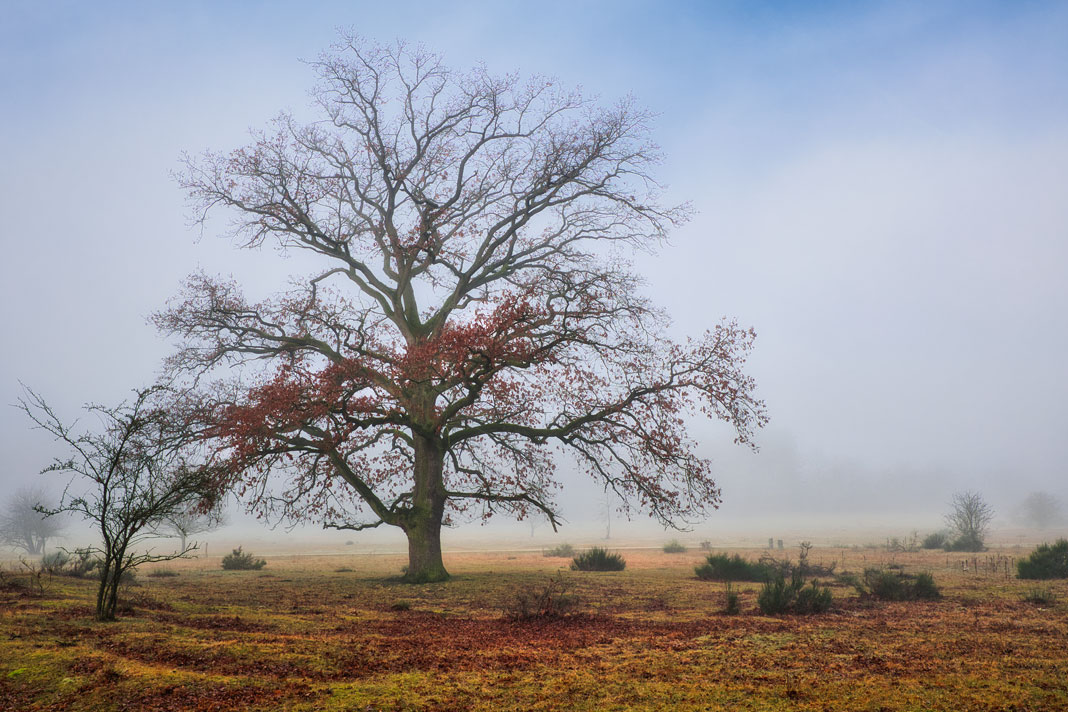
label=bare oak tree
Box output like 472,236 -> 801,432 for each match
20,386 -> 219,620
0,486 -> 64,555
158,37 -> 766,582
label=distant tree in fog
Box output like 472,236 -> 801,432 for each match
0,486 -> 64,555
1017,491 -> 1063,530
158,502 -> 227,552
945,491 -> 995,552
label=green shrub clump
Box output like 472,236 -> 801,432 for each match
757,571 -> 833,615
662,539 -> 687,554
1017,539 -> 1068,580
695,553 -> 772,582
148,569 -> 180,578
570,547 -> 626,572
41,548 -> 100,578
1021,586 -> 1057,605
855,568 -> 941,600
945,533 -> 985,552
723,582 -> 741,615
921,531 -> 951,550
221,547 -> 267,570
543,543 -> 576,558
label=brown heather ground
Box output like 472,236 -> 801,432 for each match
1,545 -> 1066,711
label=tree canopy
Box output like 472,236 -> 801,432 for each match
158,36 -> 767,581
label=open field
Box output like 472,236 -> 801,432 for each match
2,545 -> 1066,711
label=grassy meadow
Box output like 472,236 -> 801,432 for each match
2,544 -> 1066,711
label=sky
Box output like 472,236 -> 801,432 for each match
2,0 -> 1066,544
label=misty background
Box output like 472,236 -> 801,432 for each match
2,1 -> 1066,551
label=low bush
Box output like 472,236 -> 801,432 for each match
503,576 -> 578,621
696,553 -> 774,582
922,531 -> 951,550
757,575 -> 794,614
40,551 -> 69,575
757,571 -> 832,615
543,543 -> 576,558
221,547 -> 266,571
910,572 -> 941,600
570,547 -> 625,572
723,582 -> 740,615
945,533 -> 985,552
1017,539 -> 1068,580
1021,586 -> 1057,605
793,580 -> 834,614
663,539 -> 687,554
852,568 -> 941,600
41,549 -> 99,578
147,569 -> 179,578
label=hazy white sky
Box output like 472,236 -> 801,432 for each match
2,0 -> 1066,533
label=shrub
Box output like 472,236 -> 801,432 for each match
662,539 -> 687,554
570,547 -> 625,572
221,547 -> 266,570
757,570 -> 833,615
504,576 -> 578,621
147,569 -> 179,578
793,580 -> 834,614
723,582 -> 740,615
945,533 -> 985,552
41,548 -> 99,578
40,551 -> 69,575
854,568 -> 941,600
1017,539 -> 1068,580
794,542 -> 836,577
1021,586 -> 1057,605
911,572 -> 941,600
695,553 -> 772,582
713,553 -> 759,580
922,531 -> 951,550
543,543 -> 576,558
756,576 -> 794,614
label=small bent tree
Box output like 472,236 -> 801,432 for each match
158,37 -> 766,582
945,491 -> 995,552
0,486 -> 65,555
20,386 -> 218,621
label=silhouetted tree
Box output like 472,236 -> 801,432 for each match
1017,491 -> 1064,530
158,36 -> 766,582
945,491 -> 995,552
158,502 -> 227,553
20,386 -> 220,620
0,486 -> 64,555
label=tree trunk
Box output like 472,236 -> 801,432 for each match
96,545 -> 125,621
402,434 -> 449,583
96,561 -> 119,621
403,514 -> 448,583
